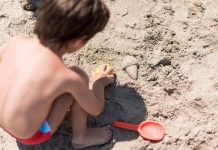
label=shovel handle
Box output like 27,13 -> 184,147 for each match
113,121 -> 138,131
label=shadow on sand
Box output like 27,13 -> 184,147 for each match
17,83 -> 148,150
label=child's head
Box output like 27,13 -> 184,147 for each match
34,0 -> 110,52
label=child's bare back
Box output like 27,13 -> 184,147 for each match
0,0 -> 112,148
0,36 -> 69,138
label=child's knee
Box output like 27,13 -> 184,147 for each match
69,66 -> 89,85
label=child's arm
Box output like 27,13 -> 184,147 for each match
66,65 -> 113,116
71,77 -> 105,116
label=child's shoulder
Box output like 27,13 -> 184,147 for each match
3,35 -> 29,49
0,35 -> 25,59
8,35 -> 28,42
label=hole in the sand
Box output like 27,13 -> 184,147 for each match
164,88 -> 176,95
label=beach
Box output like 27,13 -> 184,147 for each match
0,0 -> 218,149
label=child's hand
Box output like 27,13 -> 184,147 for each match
91,64 -> 114,88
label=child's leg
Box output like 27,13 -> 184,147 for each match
47,66 -> 88,134
71,101 -> 112,149
47,96 -> 112,148
47,93 -> 73,135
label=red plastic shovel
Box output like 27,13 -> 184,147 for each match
113,120 -> 164,141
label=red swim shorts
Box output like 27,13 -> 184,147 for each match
15,120 -> 51,145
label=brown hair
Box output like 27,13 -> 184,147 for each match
34,0 -> 110,50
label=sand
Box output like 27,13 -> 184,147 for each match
0,0 -> 218,149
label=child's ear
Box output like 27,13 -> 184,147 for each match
65,38 -> 86,52
81,35 -> 90,43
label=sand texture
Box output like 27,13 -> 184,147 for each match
0,0 -> 218,149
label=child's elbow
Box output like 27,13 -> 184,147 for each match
92,106 -> 104,117
92,112 -> 101,117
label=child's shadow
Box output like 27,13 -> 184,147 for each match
17,84 -> 148,150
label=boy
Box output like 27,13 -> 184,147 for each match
0,0 -> 113,149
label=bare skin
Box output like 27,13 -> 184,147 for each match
0,35 -> 113,148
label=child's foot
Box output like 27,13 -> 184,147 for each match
72,126 -> 112,149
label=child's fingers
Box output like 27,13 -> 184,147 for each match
107,74 -> 114,82
105,67 -> 114,75
98,64 -> 107,73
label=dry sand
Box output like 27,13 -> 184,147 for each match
1,0 -> 218,149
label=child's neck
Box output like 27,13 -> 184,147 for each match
35,37 -> 65,59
